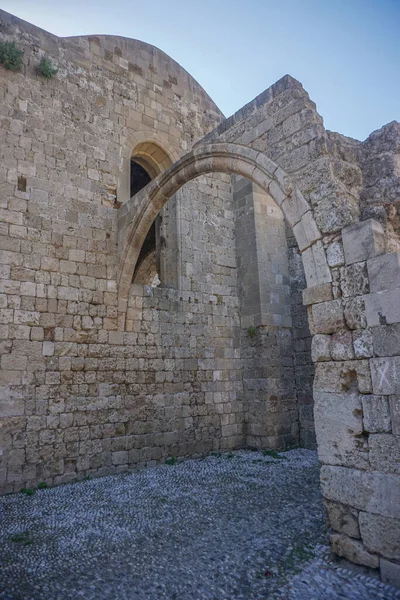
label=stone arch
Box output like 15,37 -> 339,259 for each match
118,130 -> 178,205
117,142 -> 331,305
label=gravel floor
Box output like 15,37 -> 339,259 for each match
0,449 -> 399,600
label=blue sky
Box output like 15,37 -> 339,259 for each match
4,0 -> 399,140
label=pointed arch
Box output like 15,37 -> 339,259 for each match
117,142 -> 331,305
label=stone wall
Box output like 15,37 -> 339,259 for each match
0,9 -> 245,493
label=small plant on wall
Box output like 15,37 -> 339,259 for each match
36,56 -> 58,79
0,40 -> 23,71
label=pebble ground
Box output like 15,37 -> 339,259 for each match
0,449 -> 399,599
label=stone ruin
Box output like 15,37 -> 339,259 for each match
0,8 -> 399,586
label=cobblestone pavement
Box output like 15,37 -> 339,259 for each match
0,449 -> 398,600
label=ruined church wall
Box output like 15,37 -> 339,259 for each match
0,11 -> 245,493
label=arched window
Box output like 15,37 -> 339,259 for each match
129,142 -> 175,288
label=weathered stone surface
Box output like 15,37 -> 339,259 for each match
353,328 -> 374,359
343,296 -> 367,330
330,331 -> 354,361
314,189 -> 359,234
340,262 -> 370,298
320,465 -> 400,519
372,323 -> 400,357
302,282 -> 333,306
369,434 -> 400,475
311,334 -> 331,362
367,251 -> 400,293
342,219 -> 385,266
302,241 -> 332,288
325,500 -> 360,538
311,299 -> 345,334
360,512 -> 400,561
370,357 -> 400,395
314,360 -> 371,394
330,533 -> 379,568
364,289 -> 400,327
380,558 -> 400,588
390,396 -> 400,435
326,241 -> 345,268
361,396 -> 391,433
314,392 -> 368,469
293,210 -> 321,251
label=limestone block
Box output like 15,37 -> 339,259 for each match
314,391 -> 368,469
363,288 -> 400,326
372,323 -> 400,357
369,434 -> 400,474
281,189 -> 310,227
342,219 -> 385,266
302,282 -> 333,306
361,396 -> 391,433
390,396 -> 400,435
42,342 -> 54,357
330,331 -> 354,361
353,329 -> 374,359
292,211 -> 321,251
324,500 -> 360,538
380,558 -> 400,588
370,357 -> 400,395
359,512 -> 400,560
302,241 -> 332,288
311,299 -> 344,334
343,296 -> 367,330
330,533 -> 379,568
311,334 -> 331,362
367,251 -> 400,293
326,241 -> 345,268
0,387 -> 24,417
314,360 -> 371,394
320,465 -> 400,519
340,263 -> 370,298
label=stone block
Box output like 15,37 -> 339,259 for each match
0,387 -> 24,417
281,188 -> 309,227
369,434 -> 400,474
292,210 -> 321,251
361,396 -> 391,433
380,558 -> 400,588
311,334 -> 331,362
353,329 -> 373,359
343,296 -> 367,330
326,241 -> 345,268
325,500 -> 360,538
340,262 -> 370,298
320,465 -> 400,519
370,357 -> 400,395
330,533 -> 379,568
330,331 -> 354,361
302,241 -> 332,288
364,290 -> 400,327
302,282 -> 333,306
314,391 -> 368,469
342,219 -> 385,266
359,512 -> 400,560
311,299 -> 345,334
314,360 -> 371,394
372,324 -> 400,357
390,396 -> 400,435
368,251 -> 400,293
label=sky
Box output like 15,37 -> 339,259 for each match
3,0 -> 399,141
